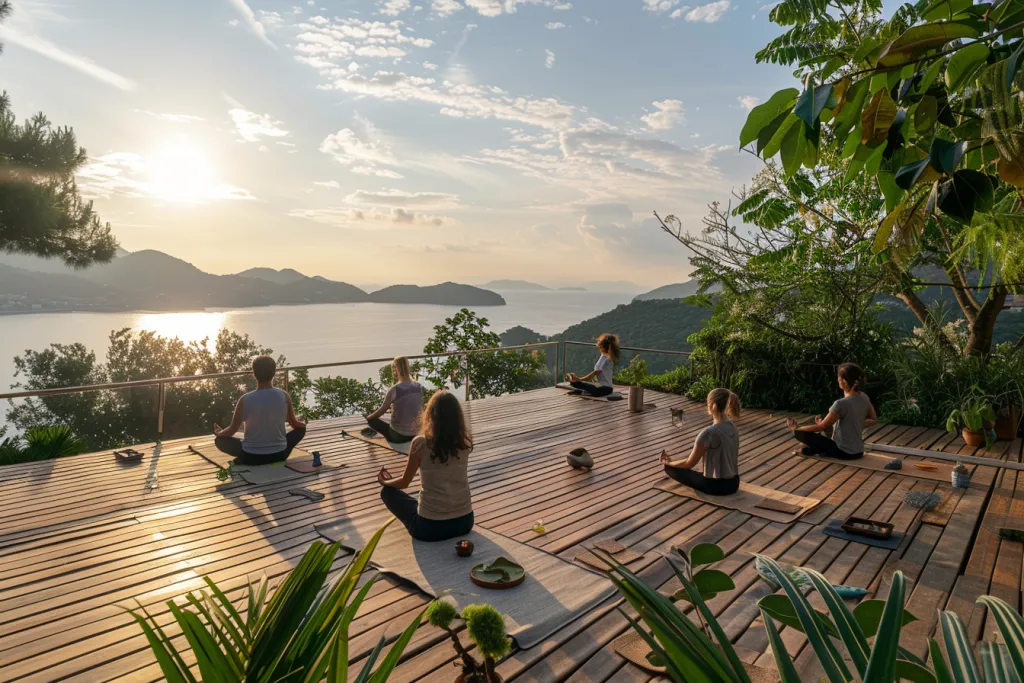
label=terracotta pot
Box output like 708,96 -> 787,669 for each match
962,428 -> 986,448
995,405 -> 1021,441
627,385 -> 644,413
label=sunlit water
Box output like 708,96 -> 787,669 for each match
0,290 -> 636,395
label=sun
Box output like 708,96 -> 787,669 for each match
145,143 -> 218,203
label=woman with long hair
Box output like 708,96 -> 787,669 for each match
565,333 -> 620,397
787,362 -> 877,460
660,388 -> 742,496
378,390 -> 474,541
364,355 -> 424,444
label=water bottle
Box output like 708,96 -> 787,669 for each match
312,451 -> 322,467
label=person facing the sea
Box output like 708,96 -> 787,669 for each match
786,362 -> 876,460
364,356 -> 424,443
660,388 -> 742,496
213,355 -> 307,465
377,390 -> 474,542
565,332 -> 620,397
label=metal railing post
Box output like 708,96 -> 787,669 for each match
560,341 -> 567,382
282,369 -> 289,392
156,382 -> 166,440
464,353 -> 471,402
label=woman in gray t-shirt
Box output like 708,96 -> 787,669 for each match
364,356 -> 424,444
787,363 -> 877,460
660,388 -> 741,496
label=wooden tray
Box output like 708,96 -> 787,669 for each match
114,449 -> 144,462
841,516 -> 893,540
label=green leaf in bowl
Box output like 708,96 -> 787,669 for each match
472,557 -> 525,584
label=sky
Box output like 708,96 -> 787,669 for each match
0,0 -> 796,288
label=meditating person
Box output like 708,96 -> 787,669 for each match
659,388 -> 742,496
363,356 -> 424,444
787,362 -> 877,461
377,390 -> 474,542
565,332 -> 620,397
213,355 -> 307,466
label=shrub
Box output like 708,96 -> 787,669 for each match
0,425 -> 87,466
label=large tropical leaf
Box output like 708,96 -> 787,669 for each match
741,89 -> 800,148
977,595 -> 1024,678
877,22 -> 980,69
862,89 -> 898,145
940,611 -> 982,683
861,571 -> 906,683
945,42 -> 990,93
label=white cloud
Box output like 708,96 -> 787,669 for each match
0,24 -> 135,90
135,110 -> 204,123
352,166 -> 405,178
738,95 -> 761,111
289,207 -> 448,227
433,0 -> 464,14
546,21 -> 566,28
544,49 -> 555,69
641,99 -> 683,131
453,0 -> 573,16
228,106 -> 290,142
313,180 -> 341,188
644,0 -> 680,12
675,0 -> 730,22
317,70 -> 575,130
380,0 -> 412,15
345,189 -> 460,209
226,0 -> 277,48
77,152 -> 256,202
423,61 -> 439,70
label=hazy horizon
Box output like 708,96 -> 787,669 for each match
0,0 -> 794,287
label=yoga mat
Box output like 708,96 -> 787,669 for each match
822,519 -> 905,550
555,383 -> 625,401
797,450 -> 954,483
316,510 -> 617,650
286,456 -> 342,474
189,442 -> 240,470
342,430 -> 412,455
612,630 -> 780,682
190,444 -> 330,485
654,479 -> 821,524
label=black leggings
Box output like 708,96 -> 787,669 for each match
793,430 -> 862,460
380,486 -> 474,542
664,465 -> 740,496
570,381 -> 613,397
215,428 -> 306,466
365,417 -> 414,444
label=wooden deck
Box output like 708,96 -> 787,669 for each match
1,386 -> 1022,682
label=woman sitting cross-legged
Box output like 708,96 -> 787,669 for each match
786,362 -> 877,461
364,355 -> 424,444
377,390 -> 474,542
659,388 -> 741,496
565,332 -> 620,397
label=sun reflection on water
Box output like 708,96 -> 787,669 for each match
135,311 -> 227,347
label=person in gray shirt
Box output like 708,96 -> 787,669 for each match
787,363 -> 877,460
660,388 -> 742,496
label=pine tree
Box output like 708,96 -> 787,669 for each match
0,1 -> 118,268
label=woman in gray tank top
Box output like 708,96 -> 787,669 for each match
364,356 -> 424,444
787,363 -> 878,460
660,388 -> 742,496
377,391 -> 474,542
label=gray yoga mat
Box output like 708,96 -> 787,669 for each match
822,519 -> 905,550
342,430 -> 412,455
555,383 -> 625,401
316,510 -> 617,650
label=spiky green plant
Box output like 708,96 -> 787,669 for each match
425,600 -> 509,683
0,425 -> 87,466
127,520 -> 423,682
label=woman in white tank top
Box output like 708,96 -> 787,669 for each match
377,390 -> 474,542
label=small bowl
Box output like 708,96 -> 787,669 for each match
455,540 -> 474,557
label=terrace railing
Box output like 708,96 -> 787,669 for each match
0,341 -> 560,438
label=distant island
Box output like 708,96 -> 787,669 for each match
0,250 -> 505,313
633,280 -> 721,301
483,279 -> 552,291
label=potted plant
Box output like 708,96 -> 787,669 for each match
619,356 -> 648,413
425,600 -> 510,682
946,389 -> 997,449
995,400 -> 1021,441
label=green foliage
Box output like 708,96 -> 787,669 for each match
421,309 -> 549,399
7,328 -> 279,451
0,89 -> 117,267
462,604 -> 511,661
0,425 -> 86,465
945,386 -> 998,443
424,599 -> 457,630
618,356 -> 648,386
668,544 -> 737,606
127,523 -> 425,683
638,364 -> 695,396
289,369 -> 386,420
609,544 -> 751,683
